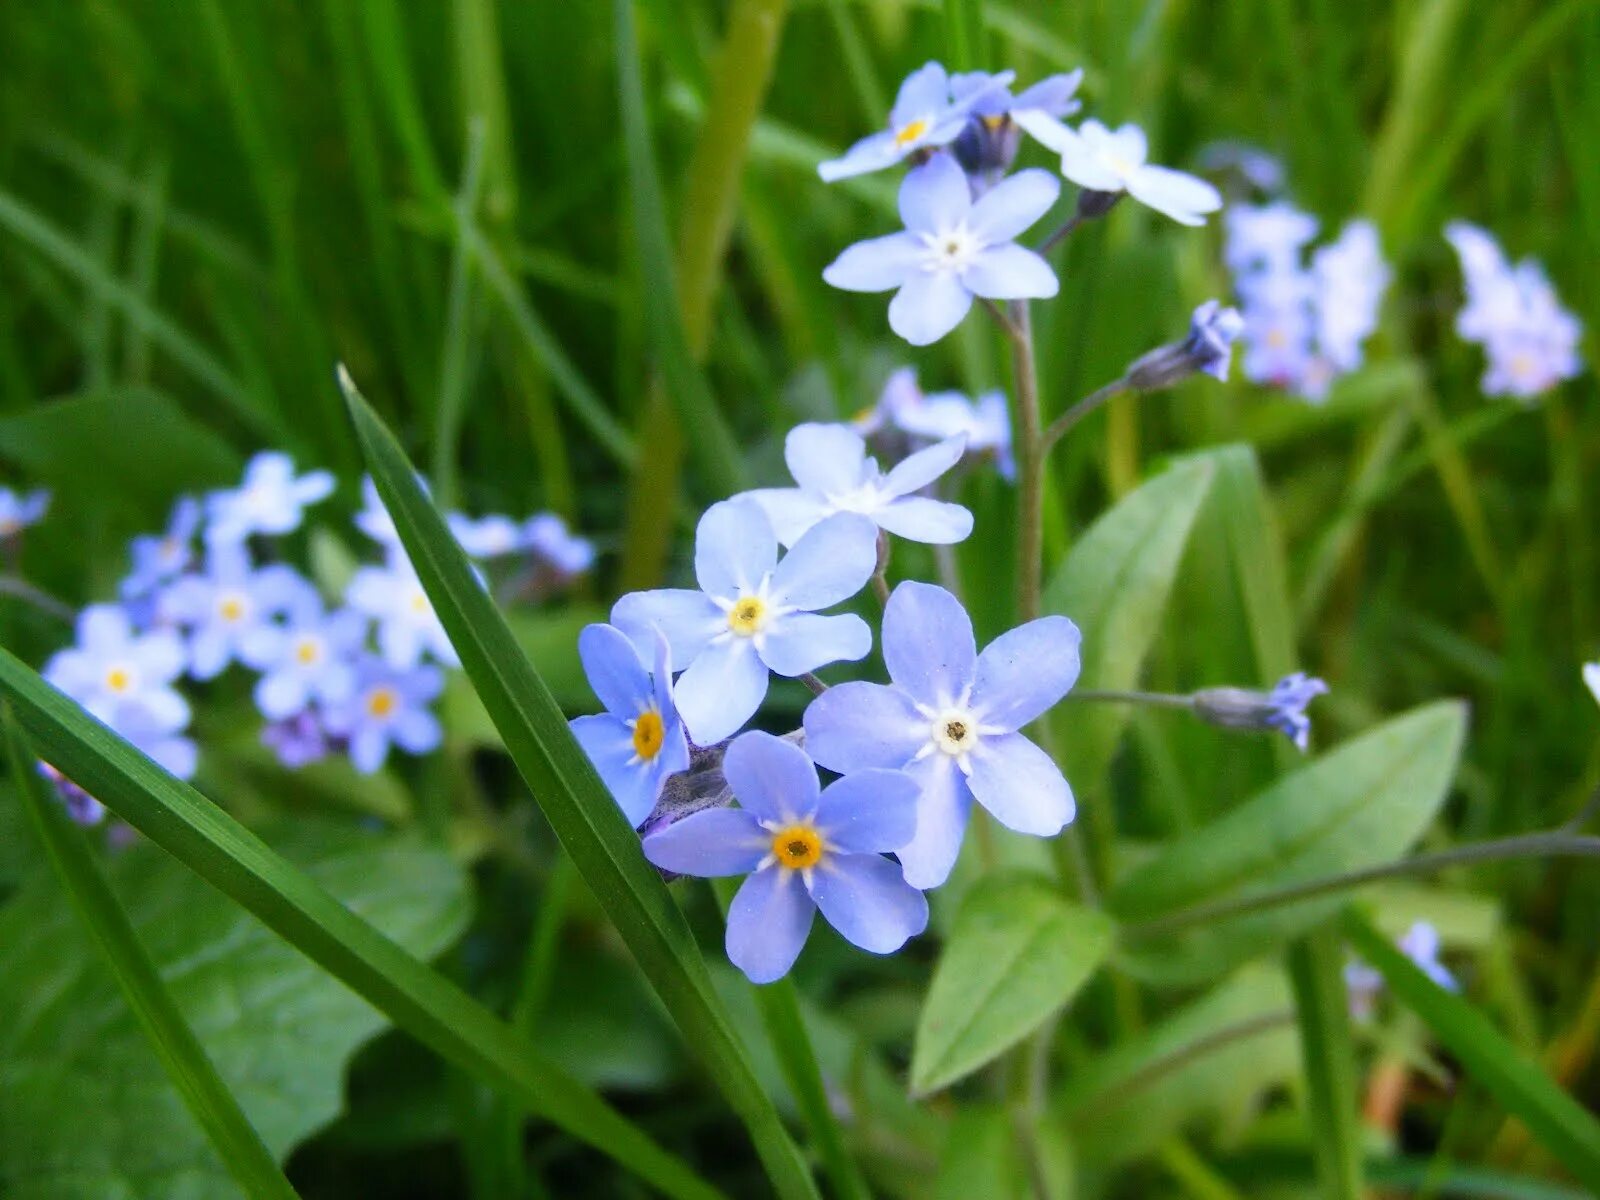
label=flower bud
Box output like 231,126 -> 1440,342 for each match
1192,673 -> 1327,751
1124,300 -> 1244,391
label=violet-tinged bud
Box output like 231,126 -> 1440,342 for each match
1125,300 -> 1245,391
1192,672 -> 1328,752
1076,188 -> 1123,220
954,114 -> 1023,181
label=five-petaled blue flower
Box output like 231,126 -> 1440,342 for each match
613,500 -> 877,746
743,422 -> 973,548
206,451 -> 335,547
242,600 -> 367,720
804,581 -> 1082,889
122,496 -> 202,603
817,62 -> 1011,183
163,546 -> 317,680
323,656 -> 444,775
570,623 -> 690,827
1013,115 -> 1223,227
823,153 -> 1060,346
346,551 -> 462,670
643,731 -> 928,983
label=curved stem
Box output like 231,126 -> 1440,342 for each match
1042,378 -> 1130,455
799,673 -> 828,697
1067,688 -> 1196,710
0,575 -> 76,623
1036,212 -> 1083,256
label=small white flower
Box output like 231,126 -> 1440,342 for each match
1014,115 -> 1222,226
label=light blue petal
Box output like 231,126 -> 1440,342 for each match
898,153 -> 971,234
882,436 -> 965,497
642,807 -> 768,875
1013,70 -> 1083,117
674,637 -> 769,746
722,730 -> 820,825
803,681 -> 928,773
695,499 -> 777,601
813,768 -> 921,854
649,630 -> 680,743
889,62 -> 951,126
392,708 -> 442,755
611,588 -> 723,665
578,623 -> 652,718
970,615 -> 1082,730
726,867 -> 814,984
889,271 -> 973,345
1125,164 -> 1222,226
818,130 -> 903,183
965,731 -> 1074,835
188,626 -> 232,680
256,670 -> 309,720
874,497 -> 973,544
896,756 -> 973,889
784,423 -> 868,496
758,613 -> 871,677
967,168 -> 1060,243
961,244 -> 1059,300
571,713 -> 660,826
744,488 -> 831,548
768,512 -> 877,611
882,581 -> 976,708
350,725 -> 390,775
823,232 -> 924,292
809,854 -> 928,953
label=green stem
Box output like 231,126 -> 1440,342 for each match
1066,688 -> 1197,710
1042,379 -> 1131,454
0,574 -> 76,623
1287,930 -> 1364,1200
1008,300 -> 1044,623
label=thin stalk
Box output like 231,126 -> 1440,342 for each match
0,575 -> 76,623
1042,379 -> 1131,454
1066,688 -> 1197,710
432,118 -> 489,507
1036,213 -> 1084,256
799,672 -> 829,697
1008,301 -> 1045,622
870,528 -> 892,606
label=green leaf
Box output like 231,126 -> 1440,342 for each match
935,1105 -> 1072,1200
4,714 -> 298,1200
0,645 -> 720,1200
1110,701 -> 1468,983
341,371 -> 817,1200
912,872 -> 1113,1095
442,605 -> 608,746
1343,910 -> 1600,1192
1044,456 -> 1216,787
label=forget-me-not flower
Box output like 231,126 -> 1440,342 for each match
346,551 -> 461,670
643,731 -> 927,983
817,62 -> 1012,183
206,451 -> 335,546
612,500 -> 877,746
950,69 -> 1083,179
241,602 -> 366,720
1225,202 -> 1319,277
570,623 -> 689,826
804,581 -> 1082,889
824,153 -> 1060,346
896,387 -> 1015,480
0,487 -> 49,539
263,710 -> 334,770
851,367 -> 926,437
323,656 -> 444,774
1194,672 -> 1328,752
1124,300 -> 1245,391
122,496 -> 202,603
1014,115 -> 1222,226
743,423 -> 972,547
1345,919 -> 1457,1020
162,546 -> 316,680
524,513 -> 596,577
449,512 -> 524,559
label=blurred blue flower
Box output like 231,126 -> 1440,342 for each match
346,551 -> 461,670
804,581 -> 1081,889
817,62 -> 1011,183
1345,919 -> 1457,1020
355,476 -> 405,549
523,512 -> 596,576
895,386 -> 1015,480
0,486 -> 49,540
851,367 -> 925,437
206,451 -> 334,546
612,500 -> 876,746
743,423 -> 972,547
448,511 -> 524,559
242,602 -> 367,720
163,545 -> 317,680
823,153 -> 1059,346
262,710 -> 334,770
38,763 -> 107,826
122,496 -> 202,603
1311,221 -> 1390,376
1015,115 -> 1222,226
643,731 -> 927,983
1225,202 -> 1319,277
1125,300 -> 1245,390
323,656 -> 444,774
570,623 -> 690,827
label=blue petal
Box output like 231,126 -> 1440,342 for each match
1125,164 -> 1222,226
967,168 -> 1061,242
874,497 -> 973,544
813,768 -> 921,854
784,423 -> 869,496
769,513 -> 877,611
578,623 -> 652,719
809,854 -> 928,953
803,681 -> 928,773
889,271 -> 973,345
965,731 -> 1074,835
611,588 -> 723,665
823,232 -> 924,292
896,756 -> 973,889
758,612 -> 871,677
818,130 -> 903,183
970,615 -> 1082,730
722,730 -> 820,825
882,581 -> 976,708
642,807 -> 768,876
673,637 -> 769,746
726,867 -> 815,984
695,499 -> 777,601
961,244 -> 1059,300
898,153 -> 971,234
571,713 -> 660,826
882,436 -> 966,497
743,488 -> 831,548
889,62 -> 951,126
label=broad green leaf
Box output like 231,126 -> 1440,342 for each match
1343,911 -> 1600,1192
342,373 -> 816,1199
0,818 -> 461,1200
912,872 -> 1113,1095
1044,456 -> 1216,787
1109,701 -> 1467,983
0,645 -> 719,1200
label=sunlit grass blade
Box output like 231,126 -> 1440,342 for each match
1285,929 -> 1363,1200
4,711 -> 302,1200
0,647 -> 720,1200
1343,910 -> 1600,1192
341,369 -> 820,1200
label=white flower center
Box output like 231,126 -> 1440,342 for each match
823,476 -> 889,515
930,706 -> 981,756
921,223 -> 984,273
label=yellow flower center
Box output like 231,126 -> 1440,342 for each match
632,708 -> 665,761
218,595 -> 246,623
105,667 -> 133,694
770,824 -> 824,871
980,113 -> 1009,132
727,596 -> 768,636
294,638 -> 321,666
1265,327 -> 1289,349
409,589 -> 431,616
894,118 -> 930,148
366,687 -> 398,718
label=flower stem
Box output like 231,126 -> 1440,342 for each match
869,529 -> 891,606
1066,687 -> 1197,710
0,575 -> 76,623
1036,212 -> 1083,256
799,673 -> 829,696
1008,300 -> 1045,623
1042,378 -> 1130,455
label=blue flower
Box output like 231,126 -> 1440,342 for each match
1265,673 -> 1328,751
1014,116 -> 1222,226
803,581 -> 1082,889
122,496 -> 202,603
643,731 -> 927,983
823,153 -> 1060,346
1192,672 -> 1328,752
448,512 -> 525,559
38,763 -> 108,826
206,451 -> 334,546
895,386 -> 1015,480
262,710 -> 334,769
0,486 -> 49,540
162,545 -> 317,680
523,513 -> 596,576
612,500 -> 877,746
355,476 -> 408,550
323,656 -> 444,774
1345,919 -> 1457,1020
346,551 -> 461,670
817,62 -> 1012,183
951,69 -> 1083,178
1124,300 -> 1245,391
241,602 -> 367,720
570,623 -> 690,827
743,423 -> 972,547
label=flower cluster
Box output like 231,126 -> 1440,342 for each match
1226,202 -> 1391,401
1344,920 -> 1458,1021
1445,222 -> 1583,402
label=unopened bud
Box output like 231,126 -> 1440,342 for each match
1192,673 -> 1327,752
1125,300 -> 1244,391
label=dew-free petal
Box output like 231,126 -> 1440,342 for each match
809,854 -> 928,953
965,731 -> 1075,835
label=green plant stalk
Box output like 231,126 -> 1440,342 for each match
943,0 -> 985,70
452,0 -> 518,224
5,713 -> 303,1200
1286,929 -> 1364,1200
0,648 -> 721,1200
1008,300 -> 1045,623
431,118 -> 489,506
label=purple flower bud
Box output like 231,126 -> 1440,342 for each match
1192,672 -> 1328,752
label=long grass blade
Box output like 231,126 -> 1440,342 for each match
1285,929 -> 1364,1200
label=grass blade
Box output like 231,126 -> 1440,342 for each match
341,368 -> 821,1200
4,712 -> 301,1200
1285,929 -> 1364,1200
0,648 -> 720,1200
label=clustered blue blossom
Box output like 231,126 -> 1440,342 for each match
1344,919 -> 1458,1021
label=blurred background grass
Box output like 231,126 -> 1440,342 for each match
1,0 -> 1598,1195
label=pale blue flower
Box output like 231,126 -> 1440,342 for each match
162,546 -> 316,680
951,69 -> 1083,178
823,153 -> 1060,346
851,367 -> 925,437
1197,141 -> 1286,192
355,476 -> 406,549
818,62 -> 1012,183
262,711 -> 334,769
1226,202 -> 1319,278
122,496 -> 203,603
241,602 -> 366,720
323,656 -> 444,774
804,581 -> 1081,889
1311,221 -> 1390,374
0,486 -> 49,539
1124,300 -> 1245,390
1193,672 -> 1328,752
1345,919 -> 1457,1020
743,423 -> 972,547
206,451 -> 334,546
612,500 -> 877,746
346,551 -> 461,670
570,624 -> 689,826
1015,115 -> 1222,226
643,731 -> 927,983
895,387 -> 1014,480
449,512 -> 524,559
1265,673 -> 1328,751
523,513 -> 596,576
